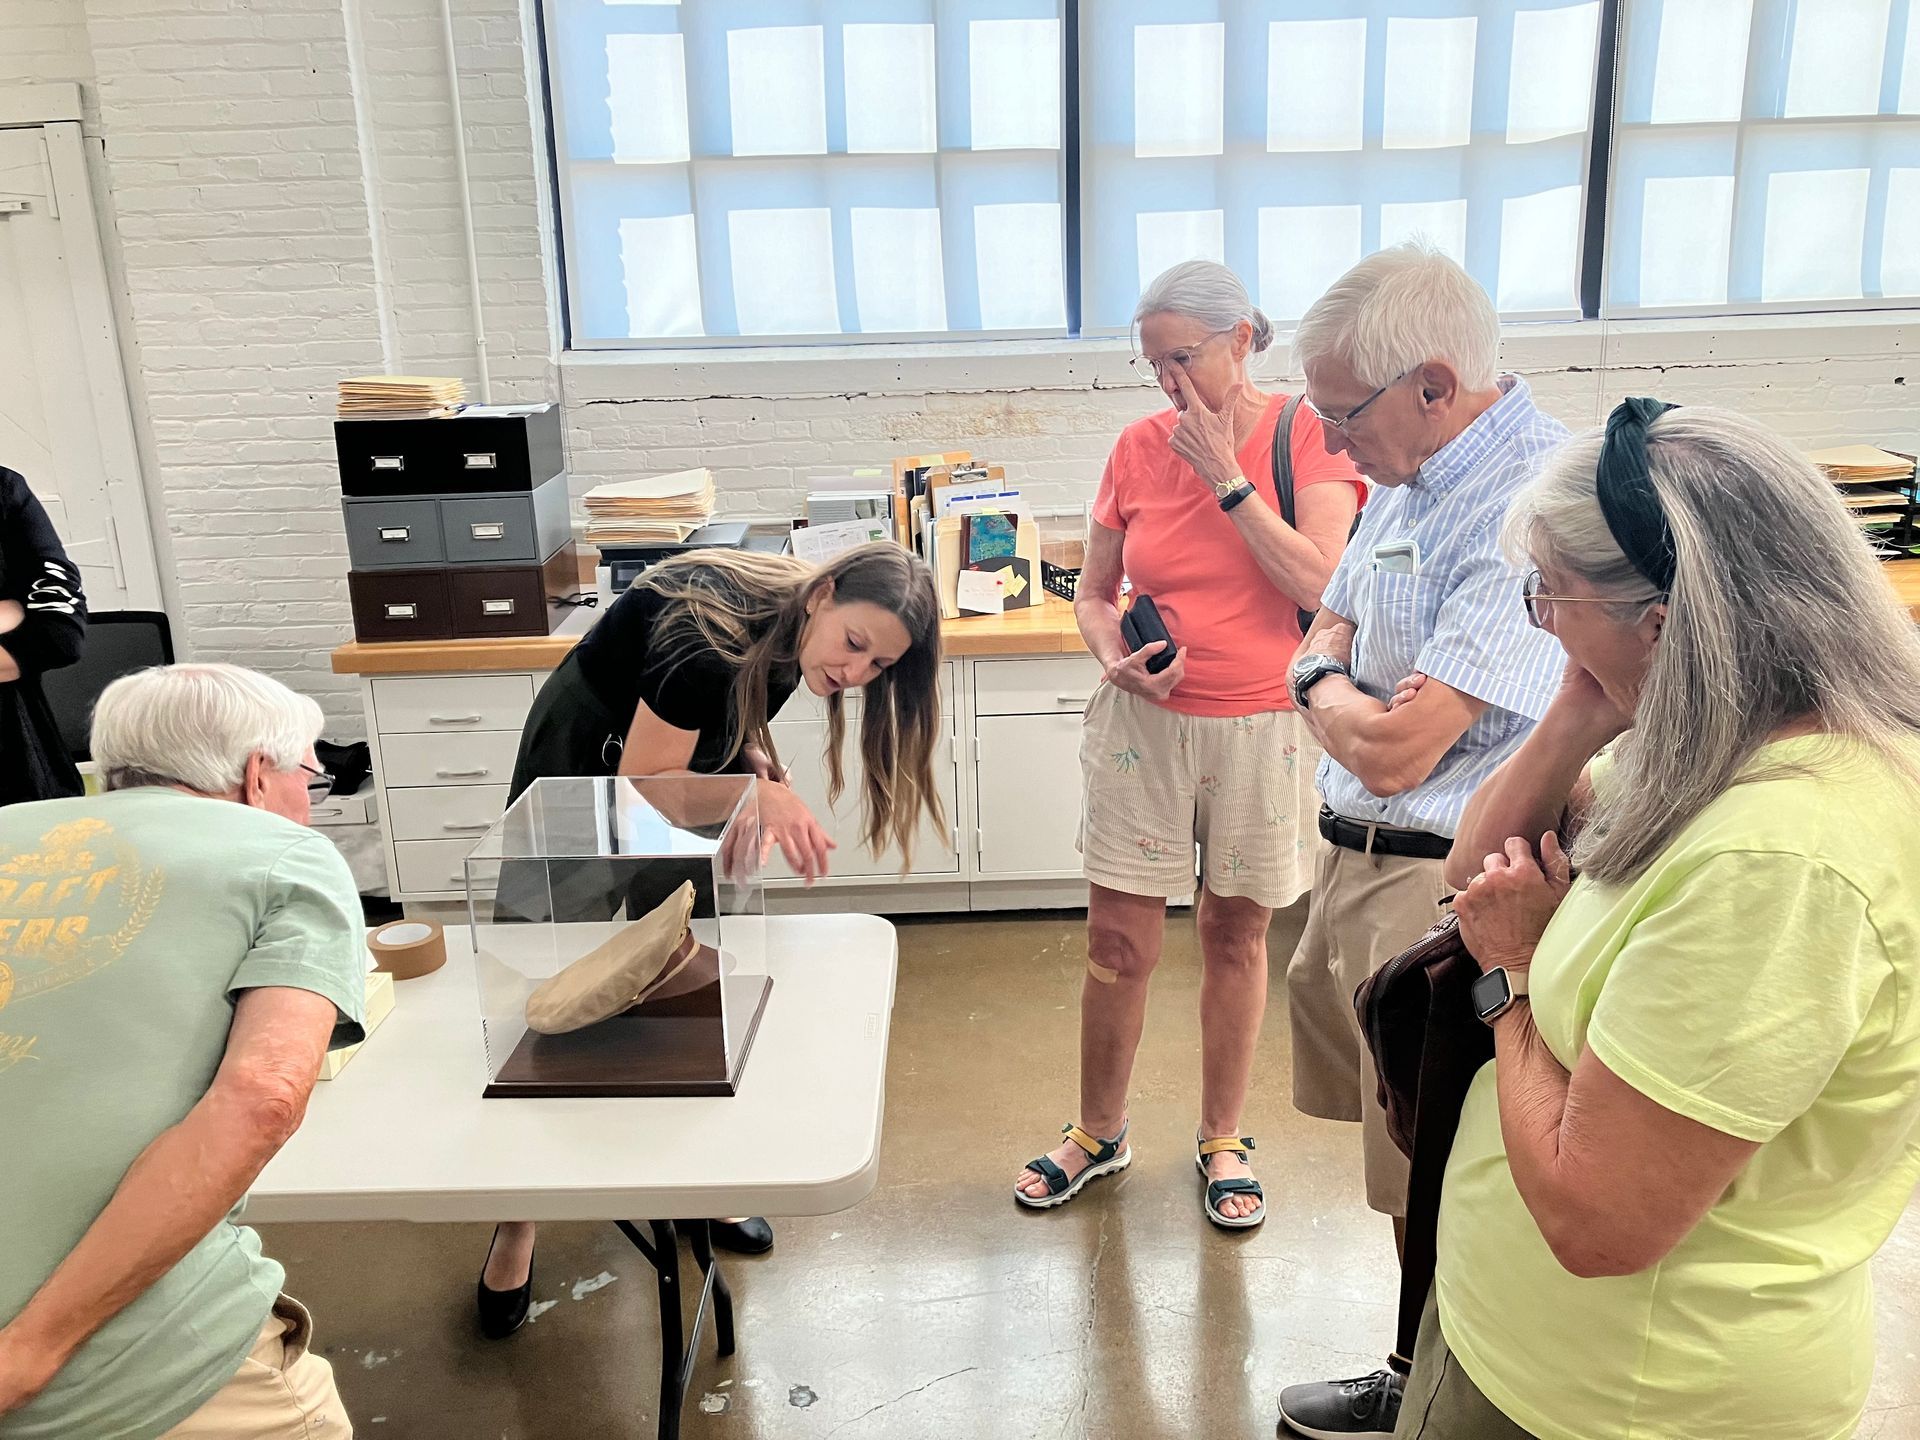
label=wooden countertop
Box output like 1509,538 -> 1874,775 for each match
1890,557 -> 1920,616
331,595 -> 1090,676
331,561 -> 1920,678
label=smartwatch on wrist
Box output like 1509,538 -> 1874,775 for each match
1213,473 -> 1257,512
1288,653 -> 1350,710
1470,966 -> 1530,1024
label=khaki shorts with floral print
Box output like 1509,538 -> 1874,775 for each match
1077,683 -> 1324,909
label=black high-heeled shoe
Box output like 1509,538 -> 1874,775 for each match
706,1217 -> 775,1255
476,1225 -> 534,1339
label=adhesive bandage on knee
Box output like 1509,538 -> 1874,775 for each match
1086,958 -> 1119,984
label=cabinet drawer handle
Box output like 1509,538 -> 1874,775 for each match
481,599 -> 516,616
442,821 -> 493,832
436,766 -> 491,778
464,452 -> 497,469
428,713 -> 482,725
379,526 -> 411,542
1057,694 -> 1092,705
384,603 -> 418,621
469,522 -> 506,541
372,455 -> 405,471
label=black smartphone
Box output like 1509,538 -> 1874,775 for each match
1120,594 -> 1179,674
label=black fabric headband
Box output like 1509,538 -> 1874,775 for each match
1597,396 -> 1678,592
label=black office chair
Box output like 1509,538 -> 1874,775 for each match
41,611 -> 175,763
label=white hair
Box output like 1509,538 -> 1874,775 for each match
92,662 -> 325,795
1291,242 -> 1500,391
1507,406 -> 1920,884
1133,260 -> 1274,354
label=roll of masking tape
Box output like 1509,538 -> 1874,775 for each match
367,919 -> 446,980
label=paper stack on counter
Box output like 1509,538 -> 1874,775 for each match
1808,444 -> 1916,528
337,375 -> 466,419
792,516 -> 892,566
1809,444 -> 1915,481
582,469 -> 718,544
318,958 -> 395,1081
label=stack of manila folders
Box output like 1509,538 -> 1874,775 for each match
582,469 -> 717,544
336,375 -> 466,419
1807,444 -> 1916,530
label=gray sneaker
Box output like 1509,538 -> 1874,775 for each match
1278,1368 -> 1404,1439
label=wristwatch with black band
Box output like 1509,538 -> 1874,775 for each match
1288,653 -> 1350,710
1470,966 -> 1530,1024
1211,471 -> 1257,512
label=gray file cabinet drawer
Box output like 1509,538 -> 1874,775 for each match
442,475 -> 569,564
344,499 -> 444,570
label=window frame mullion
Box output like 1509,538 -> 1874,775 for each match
1579,0 -> 1625,320
1063,0 -> 1083,338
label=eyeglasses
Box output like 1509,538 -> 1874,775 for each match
1522,570 -> 1666,630
298,762 -> 335,803
1304,370 -> 1412,433
1129,328 -> 1235,386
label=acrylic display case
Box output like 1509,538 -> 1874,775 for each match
464,775 -> 770,1098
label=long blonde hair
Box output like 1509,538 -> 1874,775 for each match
638,544 -> 945,864
1508,407 -> 1920,884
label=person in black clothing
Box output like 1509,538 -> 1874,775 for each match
477,541 -> 944,1337
0,467 -> 88,807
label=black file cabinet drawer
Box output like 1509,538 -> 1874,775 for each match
336,405 -> 564,497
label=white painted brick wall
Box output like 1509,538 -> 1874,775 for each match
560,317 -> 1920,525
79,0 -> 388,730
0,0 -> 94,95
346,0 -> 556,396
7,0 -> 1916,748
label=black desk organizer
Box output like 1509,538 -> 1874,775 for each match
337,405 -> 580,641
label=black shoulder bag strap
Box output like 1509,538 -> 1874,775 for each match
1270,393 -> 1318,635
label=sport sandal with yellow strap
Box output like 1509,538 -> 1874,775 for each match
1014,1122 -> 1132,1209
1196,1134 -> 1264,1229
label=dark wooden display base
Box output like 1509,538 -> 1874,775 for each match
483,973 -> 772,1098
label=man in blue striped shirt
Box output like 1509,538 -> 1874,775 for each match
1275,245 -> 1566,1440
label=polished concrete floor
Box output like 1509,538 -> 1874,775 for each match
260,908 -> 1920,1440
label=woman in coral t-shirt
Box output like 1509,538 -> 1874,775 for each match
1013,261 -> 1364,1229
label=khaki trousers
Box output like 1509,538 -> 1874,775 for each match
159,1296 -> 352,1440
1394,1287 -> 1536,1439
1285,838 -> 1451,1216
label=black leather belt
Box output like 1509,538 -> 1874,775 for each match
1318,807 -> 1453,861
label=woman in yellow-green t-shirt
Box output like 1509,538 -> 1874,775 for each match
1412,401 -> 1920,1440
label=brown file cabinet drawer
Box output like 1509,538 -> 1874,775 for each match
348,570 -> 453,641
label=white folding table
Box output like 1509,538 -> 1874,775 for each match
250,913 -> 898,1440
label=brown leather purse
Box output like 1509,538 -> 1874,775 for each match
1353,907 -> 1492,1372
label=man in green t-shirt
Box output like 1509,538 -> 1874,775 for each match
0,663 -> 367,1440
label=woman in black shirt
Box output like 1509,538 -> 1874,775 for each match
478,541 -> 942,1334
1,467 -> 88,807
